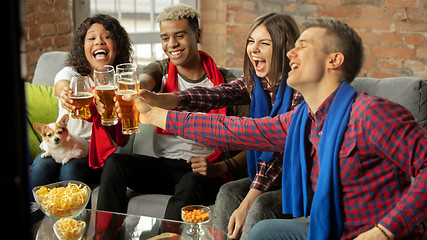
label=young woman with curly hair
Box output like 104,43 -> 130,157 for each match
30,14 -> 133,196
67,14 -> 133,77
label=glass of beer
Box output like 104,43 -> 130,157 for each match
94,65 -> 118,126
115,65 -> 140,135
69,76 -> 93,119
116,63 -> 139,74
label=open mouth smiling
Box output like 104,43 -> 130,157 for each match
93,49 -> 108,60
290,62 -> 300,71
253,57 -> 266,71
169,50 -> 184,58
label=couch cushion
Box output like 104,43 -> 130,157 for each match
352,77 -> 427,129
25,82 -> 59,161
32,51 -> 68,86
226,68 -> 243,78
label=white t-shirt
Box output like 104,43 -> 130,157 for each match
54,66 -> 93,144
133,72 -> 216,161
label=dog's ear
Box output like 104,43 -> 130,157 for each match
33,123 -> 45,135
58,114 -> 69,127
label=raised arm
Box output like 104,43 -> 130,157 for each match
117,94 -> 292,153
174,76 -> 251,112
139,76 -> 251,112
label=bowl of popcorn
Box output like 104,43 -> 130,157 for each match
53,217 -> 86,240
32,180 -> 91,219
181,205 -> 210,236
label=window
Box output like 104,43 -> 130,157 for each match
76,0 -> 199,65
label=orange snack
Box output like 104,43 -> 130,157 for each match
182,208 -> 210,223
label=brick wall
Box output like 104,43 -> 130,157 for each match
23,0 -> 427,80
200,0 -> 427,79
24,0 -> 73,82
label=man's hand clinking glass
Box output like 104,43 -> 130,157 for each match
114,92 -> 168,129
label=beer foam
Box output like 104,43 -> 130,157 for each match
95,85 -> 116,90
69,93 -> 93,99
117,79 -> 140,85
115,89 -> 137,95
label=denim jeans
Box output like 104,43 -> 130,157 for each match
29,152 -> 100,201
248,218 -> 310,240
213,178 -> 290,240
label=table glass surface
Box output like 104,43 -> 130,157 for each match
32,209 -> 228,240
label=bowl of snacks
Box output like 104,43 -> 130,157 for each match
53,217 -> 86,240
32,180 -> 91,219
181,205 -> 210,236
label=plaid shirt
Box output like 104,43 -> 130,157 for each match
175,75 -> 302,191
175,75 -> 250,112
175,75 -> 302,114
166,90 -> 427,239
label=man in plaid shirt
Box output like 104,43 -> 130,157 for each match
119,18 -> 426,239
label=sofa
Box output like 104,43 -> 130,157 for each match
26,51 -> 427,220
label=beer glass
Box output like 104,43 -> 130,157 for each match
69,76 -> 93,119
115,63 -> 140,135
94,65 -> 118,126
116,63 -> 138,74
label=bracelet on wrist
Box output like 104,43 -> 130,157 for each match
229,157 -> 240,169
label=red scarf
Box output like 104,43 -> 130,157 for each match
87,101 -> 127,169
156,50 -> 226,163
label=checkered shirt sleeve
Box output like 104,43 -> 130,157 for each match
174,76 -> 250,112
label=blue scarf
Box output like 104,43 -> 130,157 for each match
247,74 -> 293,181
283,82 -> 356,240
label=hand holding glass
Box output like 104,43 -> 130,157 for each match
115,63 -> 140,135
94,65 -> 118,126
69,76 -> 93,119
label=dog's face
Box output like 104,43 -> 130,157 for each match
39,123 -> 68,145
34,115 -> 69,145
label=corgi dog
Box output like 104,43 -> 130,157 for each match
33,114 -> 89,165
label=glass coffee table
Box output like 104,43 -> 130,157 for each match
32,209 -> 228,239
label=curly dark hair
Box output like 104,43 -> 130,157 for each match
67,14 -> 133,76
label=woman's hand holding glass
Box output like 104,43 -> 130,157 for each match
59,86 -> 75,113
92,91 -> 104,114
